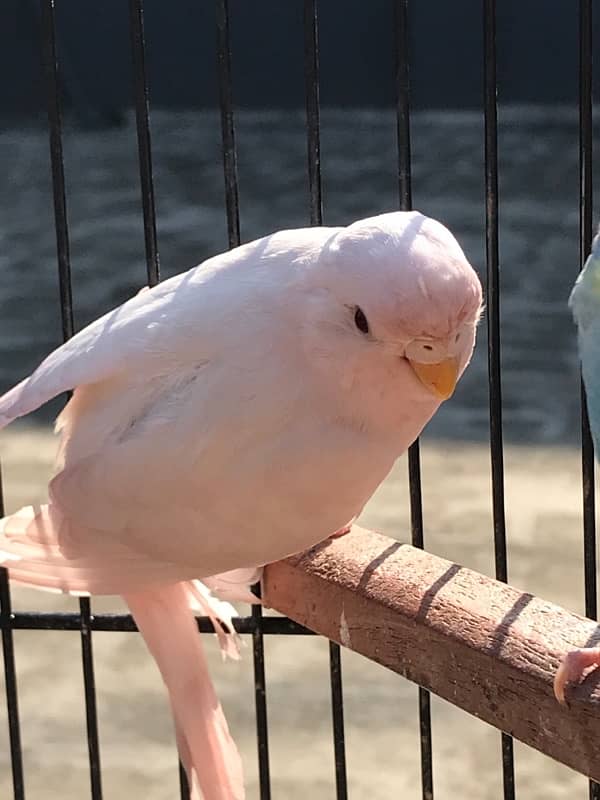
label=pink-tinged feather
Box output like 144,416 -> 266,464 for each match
0,504 -> 247,796
0,379 -> 28,429
126,585 -> 245,800
186,580 -> 244,662
0,504 -> 194,595
202,569 -> 262,606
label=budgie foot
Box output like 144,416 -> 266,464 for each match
554,647 -> 600,704
330,521 -> 354,539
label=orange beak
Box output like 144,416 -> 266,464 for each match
408,357 -> 460,400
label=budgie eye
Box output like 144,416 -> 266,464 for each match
354,306 -> 370,335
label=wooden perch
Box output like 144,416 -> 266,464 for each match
263,526 -> 600,780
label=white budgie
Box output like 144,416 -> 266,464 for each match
0,211 -> 482,798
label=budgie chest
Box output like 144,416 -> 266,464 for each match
580,328 -> 600,454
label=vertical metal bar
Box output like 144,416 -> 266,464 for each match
78,598 -> 103,797
40,3 -> 103,798
215,5 -> 271,798
129,0 -> 160,287
395,0 -> 412,213
303,3 -> 348,795
129,5 -> 184,791
483,0 -> 507,584
578,2 -> 599,798
41,0 -> 73,344
328,640 -> 348,799
482,2 -> 516,799
0,472 -> 26,800
216,0 -> 241,250
304,0 -> 322,227
129,6 -> 188,794
579,0 -> 595,626
395,3 -> 433,799
251,595 -> 271,800
178,762 -> 190,800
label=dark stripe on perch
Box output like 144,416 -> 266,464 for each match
263,527 -> 600,781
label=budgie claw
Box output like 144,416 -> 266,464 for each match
554,647 -> 600,704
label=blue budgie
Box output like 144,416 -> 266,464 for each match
554,229 -> 600,703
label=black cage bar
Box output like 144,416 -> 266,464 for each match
0,1 -> 597,799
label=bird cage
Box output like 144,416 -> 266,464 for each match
1,1 -> 599,799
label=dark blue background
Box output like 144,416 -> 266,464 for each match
3,0 -> 599,116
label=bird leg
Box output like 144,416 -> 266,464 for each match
554,647 -> 600,704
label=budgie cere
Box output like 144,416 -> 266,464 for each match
0,211 -> 482,799
555,227 -> 600,704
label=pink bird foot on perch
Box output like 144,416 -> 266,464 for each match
554,647 -> 600,704
329,521 -> 354,539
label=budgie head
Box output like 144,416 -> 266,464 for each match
297,211 -> 483,434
